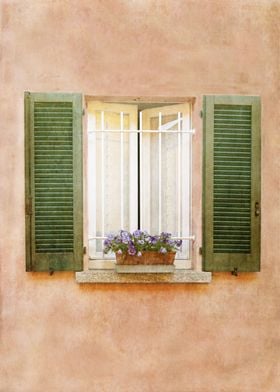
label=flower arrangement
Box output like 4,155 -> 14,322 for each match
104,230 -> 182,258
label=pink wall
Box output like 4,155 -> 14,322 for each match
1,1 -> 279,391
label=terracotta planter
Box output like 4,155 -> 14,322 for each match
115,251 -> 176,265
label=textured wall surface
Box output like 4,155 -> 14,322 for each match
0,1 -> 279,391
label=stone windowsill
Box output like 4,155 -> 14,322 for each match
76,269 -> 212,284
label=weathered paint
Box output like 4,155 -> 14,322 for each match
0,1 -> 279,391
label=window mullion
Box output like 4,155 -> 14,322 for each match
177,112 -> 181,239
139,111 -> 143,230
120,112 -> 124,229
158,112 -> 162,234
101,111 -> 105,239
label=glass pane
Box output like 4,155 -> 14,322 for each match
141,107 -> 190,260
88,105 -> 137,259
142,113 -> 183,235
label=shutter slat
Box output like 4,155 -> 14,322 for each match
213,104 -> 252,254
34,102 -> 73,253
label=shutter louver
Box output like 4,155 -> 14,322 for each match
203,96 -> 261,272
213,104 -> 252,254
25,93 -> 83,271
34,102 -> 74,253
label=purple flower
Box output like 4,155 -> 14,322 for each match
128,245 -> 136,255
161,232 -> 171,238
150,236 -> 158,245
104,239 -> 111,246
120,230 -> 130,244
175,239 -> 182,247
133,229 -> 143,238
103,230 -> 180,255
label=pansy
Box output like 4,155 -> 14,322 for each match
103,230 -> 182,255
133,229 -> 143,238
128,245 -> 136,255
150,236 -> 158,245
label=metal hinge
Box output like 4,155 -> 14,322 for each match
49,267 -> 54,276
82,109 -> 85,116
25,197 -> 32,215
199,247 -> 203,255
200,110 -> 203,118
83,246 -> 87,255
232,267 -> 238,276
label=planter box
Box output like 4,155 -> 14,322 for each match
115,251 -> 176,265
115,264 -> 175,274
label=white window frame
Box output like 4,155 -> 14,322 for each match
84,97 -> 196,271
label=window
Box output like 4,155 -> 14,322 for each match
87,100 -> 193,269
24,93 -> 261,275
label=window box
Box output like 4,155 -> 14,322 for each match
115,251 -> 176,265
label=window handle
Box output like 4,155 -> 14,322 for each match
255,202 -> 260,217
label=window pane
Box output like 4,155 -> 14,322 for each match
141,105 -> 191,260
88,103 -> 138,258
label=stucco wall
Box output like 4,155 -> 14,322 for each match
0,1 -> 279,391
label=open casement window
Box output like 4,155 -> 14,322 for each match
25,92 -> 83,272
87,101 -> 193,269
203,95 -> 261,272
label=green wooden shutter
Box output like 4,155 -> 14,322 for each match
203,95 -> 261,272
25,92 -> 83,272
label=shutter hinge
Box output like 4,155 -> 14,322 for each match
199,247 -> 203,255
49,267 -> 54,276
231,267 -> 238,276
82,109 -> 85,116
83,246 -> 87,255
25,197 -> 32,215
200,110 -> 203,118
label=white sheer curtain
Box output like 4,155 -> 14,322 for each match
87,102 -> 138,259
87,102 -> 191,261
141,104 -> 191,259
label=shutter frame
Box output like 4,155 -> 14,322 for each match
25,92 -> 83,271
203,95 -> 261,272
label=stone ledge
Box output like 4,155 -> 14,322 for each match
76,270 -> 212,284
